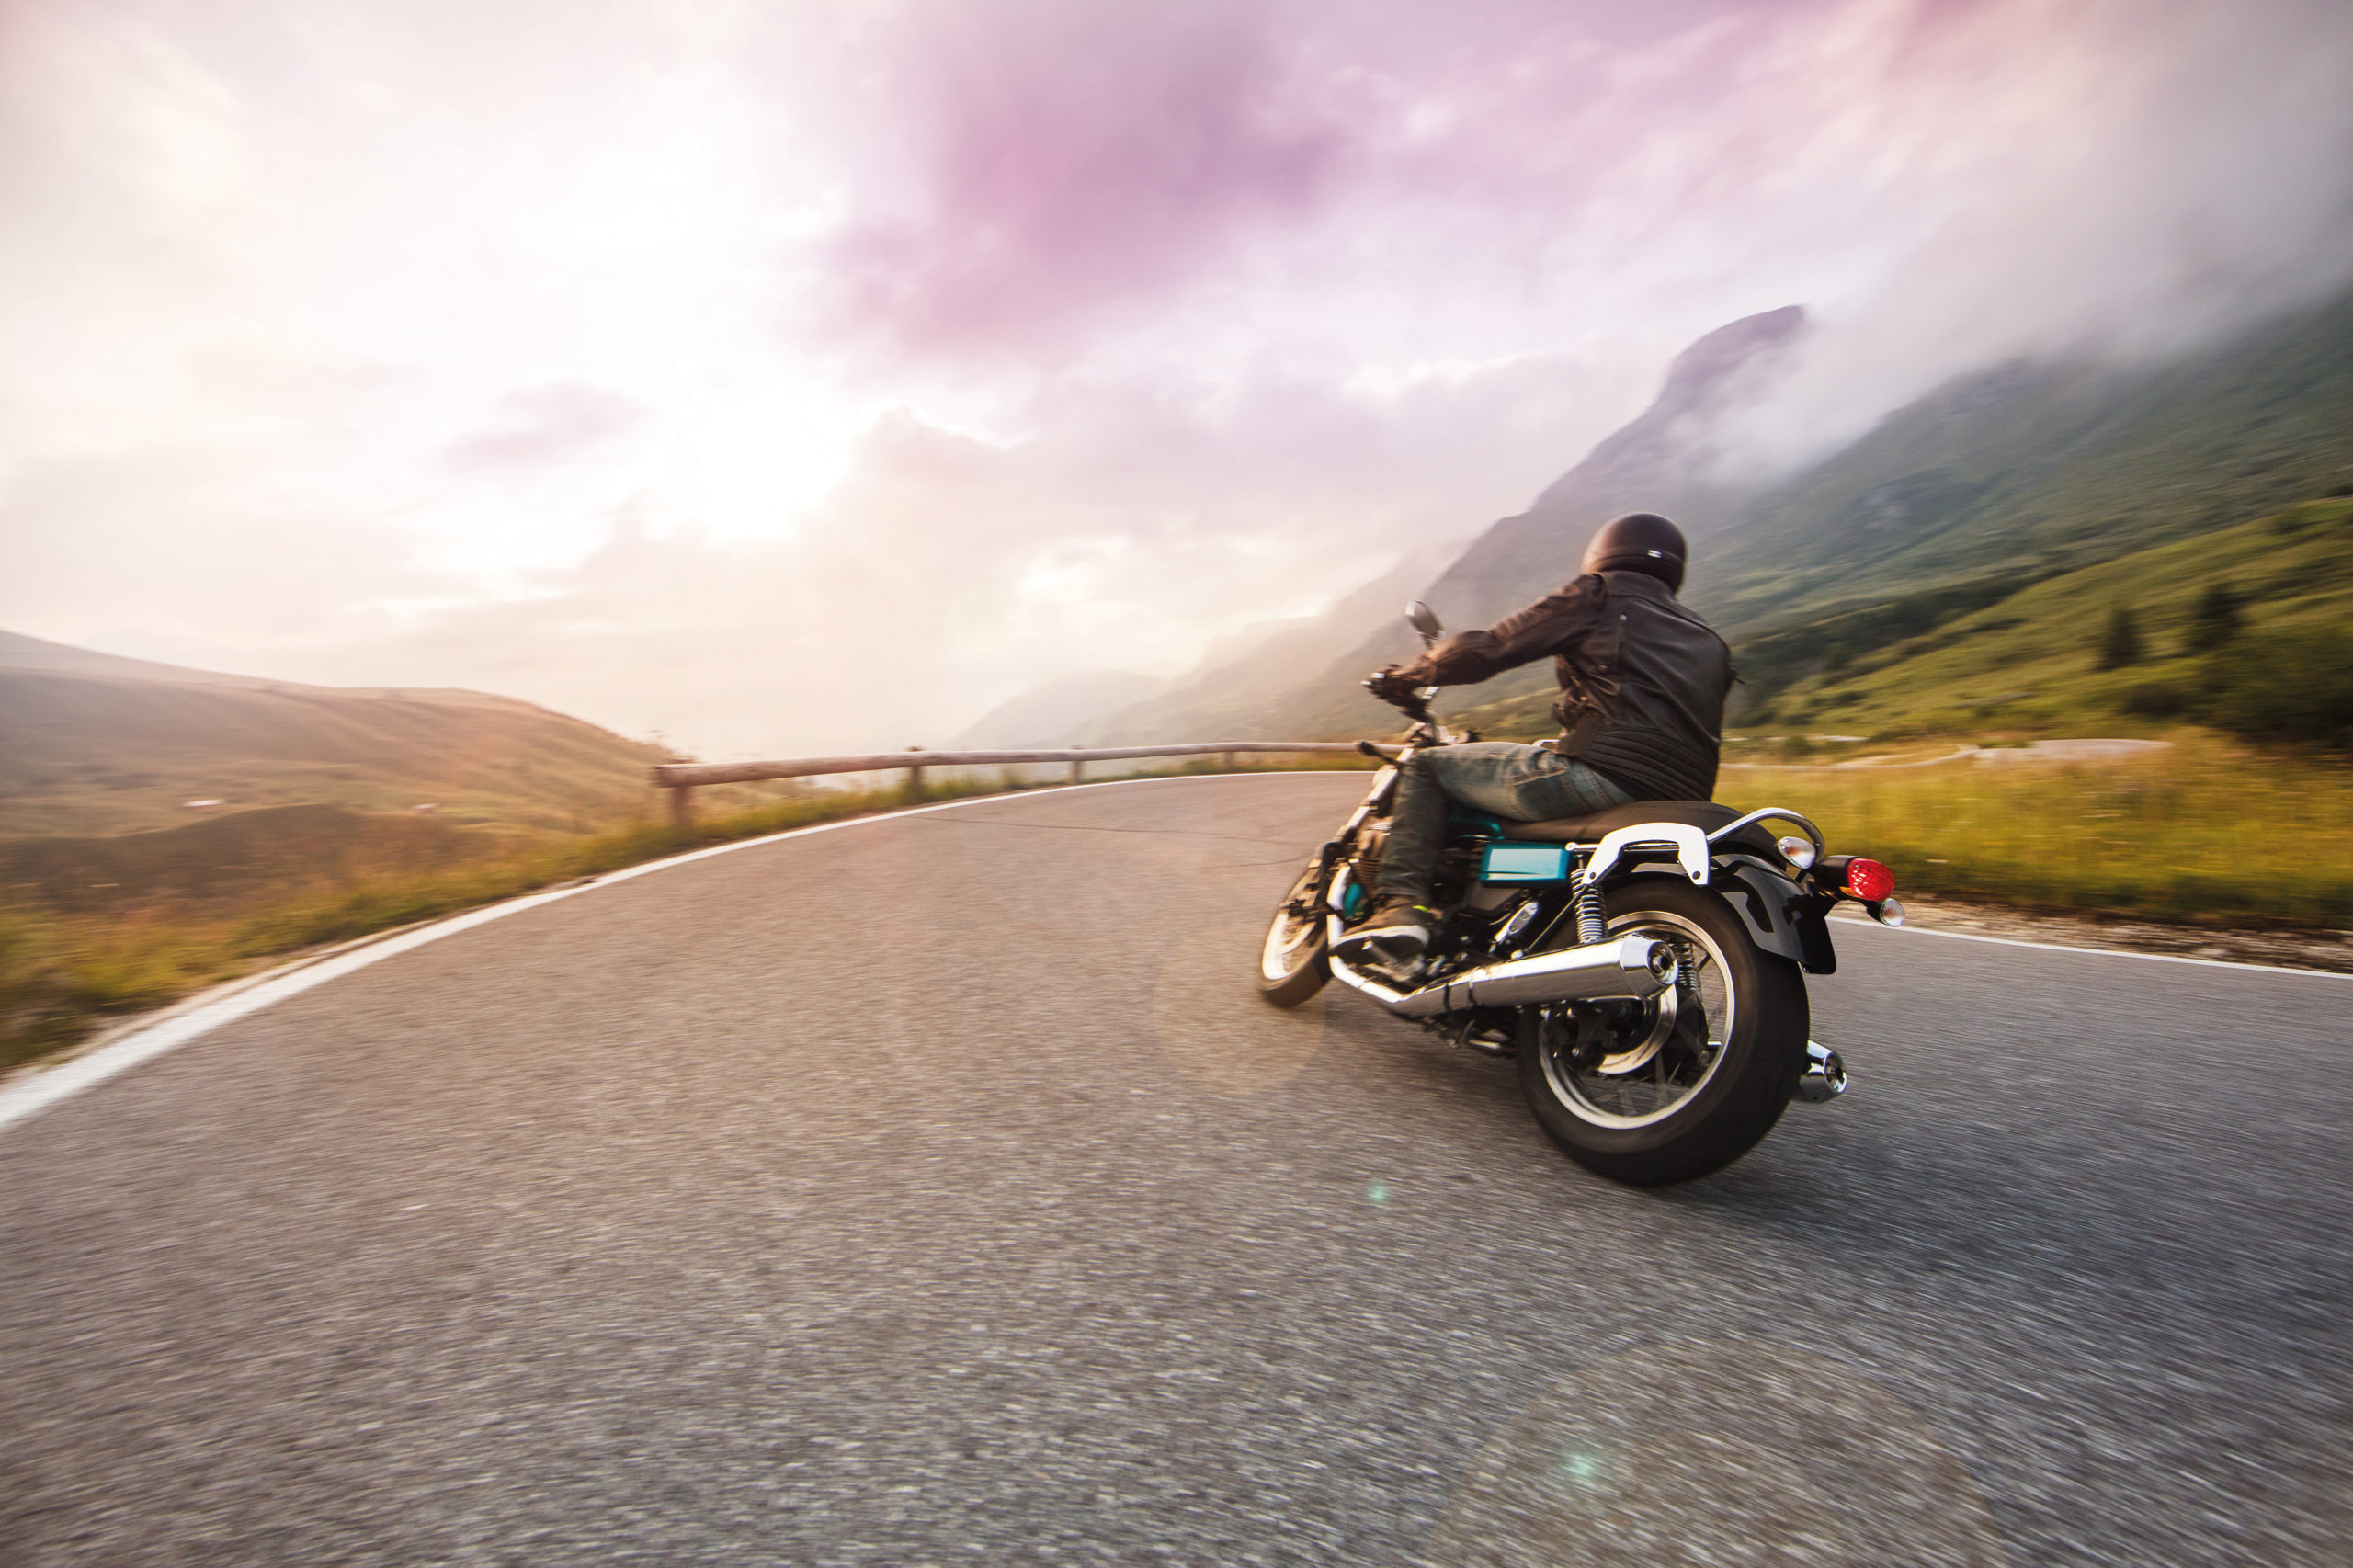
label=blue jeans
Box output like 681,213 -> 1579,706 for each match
1374,743 -> 1631,904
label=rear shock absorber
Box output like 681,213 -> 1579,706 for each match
1572,874 -> 1606,945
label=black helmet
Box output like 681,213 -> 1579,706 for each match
1580,511 -> 1687,592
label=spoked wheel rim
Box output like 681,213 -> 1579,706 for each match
1536,909 -> 1735,1130
1260,861 -> 1327,983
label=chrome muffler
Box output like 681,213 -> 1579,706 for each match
1796,1040 -> 1848,1102
1329,934 -> 1677,1017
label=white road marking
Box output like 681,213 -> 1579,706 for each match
1827,915 -> 2353,979
5,771 -> 2344,1136
0,774 -> 1252,1136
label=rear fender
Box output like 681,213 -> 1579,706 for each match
1718,858 -> 1834,974
1614,857 -> 1827,972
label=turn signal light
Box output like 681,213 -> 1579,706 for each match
1776,835 -> 1817,869
1844,858 -> 1895,903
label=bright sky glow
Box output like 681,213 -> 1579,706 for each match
3,0 -> 2349,755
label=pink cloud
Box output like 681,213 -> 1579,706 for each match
813,0 -> 1353,358
442,383 -> 640,472
796,0 -> 1915,363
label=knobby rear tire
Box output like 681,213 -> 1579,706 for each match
1516,879 -> 1808,1186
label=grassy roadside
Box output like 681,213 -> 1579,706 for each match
0,758 -> 1372,1077
1721,735 -> 2353,926
10,742 -> 2344,1076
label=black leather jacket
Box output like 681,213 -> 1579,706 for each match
1395,571 -> 1732,801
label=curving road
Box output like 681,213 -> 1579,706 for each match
3,774 -> 2347,1566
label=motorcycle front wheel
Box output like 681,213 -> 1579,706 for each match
1516,879 -> 1807,1186
1257,858 -> 1332,1007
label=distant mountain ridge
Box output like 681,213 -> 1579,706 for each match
1079,281 -> 2353,745
1694,287 -> 2353,632
1079,552 -> 1444,744
1103,304 -> 1812,743
0,628 -> 552,714
952,670 -> 1165,749
0,630 -> 665,838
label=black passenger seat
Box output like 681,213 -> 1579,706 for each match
1499,801 -> 1780,857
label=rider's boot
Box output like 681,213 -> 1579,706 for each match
1335,894 -> 1439,969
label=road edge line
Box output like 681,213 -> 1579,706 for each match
0,771 -> 1338,1136
1827,915 -> 2353,979
17,770 -> 2338,1136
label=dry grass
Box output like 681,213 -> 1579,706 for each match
1722,736 -> 2353,927
29,742 -> 2326,1076
0,757 -> 1372,1074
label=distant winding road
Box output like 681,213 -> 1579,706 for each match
3,774 -> 2347,1566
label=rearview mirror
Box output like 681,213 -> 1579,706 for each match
1406,599 -> 1443,644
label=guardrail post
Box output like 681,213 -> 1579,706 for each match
905,746 -> 926,801
1222,750 -> 1237,772
1068,759 -> 1083,785
668,784 -> 696,835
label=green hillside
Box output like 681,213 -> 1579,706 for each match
1699,287 -> 2353,633
1735,495 -> 2353,740
1405,289 -> 2353,744
1108,283 -> 2353,746
1445,496 -> 2353,744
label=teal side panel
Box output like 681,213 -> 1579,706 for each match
1479,843 -> 1571,883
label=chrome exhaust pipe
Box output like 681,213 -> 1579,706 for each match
1796,1040 -> 1848,1102
1329,934 -> 1677,1017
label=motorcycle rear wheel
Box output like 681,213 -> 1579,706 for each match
1516,879 -> 1807,1186
1258,859 -> 1332,1007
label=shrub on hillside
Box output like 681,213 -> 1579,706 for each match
2117,681 -> 2191,719
2097,606 -> 2143,669
2200,627 -> 2353,747
2184,581 -> 2244,653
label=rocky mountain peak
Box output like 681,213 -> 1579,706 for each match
1528,304 -> 1809,520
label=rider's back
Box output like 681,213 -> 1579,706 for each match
1561,570 -> 1731,803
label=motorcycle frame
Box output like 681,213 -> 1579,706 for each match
1306,720 -> 1844,1026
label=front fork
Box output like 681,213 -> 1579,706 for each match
1295,752 -> 1412,918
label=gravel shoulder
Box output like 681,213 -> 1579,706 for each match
1845,889 -> 2353,974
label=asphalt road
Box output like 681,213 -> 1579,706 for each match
4,773 -> 2347,1567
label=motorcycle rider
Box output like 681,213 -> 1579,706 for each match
1336,512 -> 1733,968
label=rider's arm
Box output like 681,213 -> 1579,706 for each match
1391,575 -> 1606,687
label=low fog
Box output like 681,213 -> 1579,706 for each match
4,0 -> 2350,756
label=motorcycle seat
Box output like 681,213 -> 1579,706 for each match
1499,800 -> 1780,857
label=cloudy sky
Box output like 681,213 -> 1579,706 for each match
4,0 -> 2350,756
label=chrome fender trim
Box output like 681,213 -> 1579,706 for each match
1584,822 -> 1711,886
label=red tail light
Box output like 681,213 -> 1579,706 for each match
1844,858 -> 1895,903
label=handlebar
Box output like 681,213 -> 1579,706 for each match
1363,675 -> 1437,719
1362,675 -> 1450,747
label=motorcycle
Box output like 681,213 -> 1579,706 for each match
1257,600 -> 1904,1186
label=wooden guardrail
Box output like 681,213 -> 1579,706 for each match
650,742 -> 1378,830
